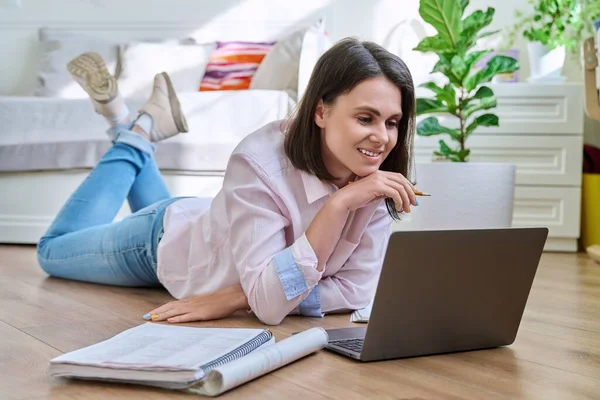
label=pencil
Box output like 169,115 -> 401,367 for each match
414,190 -> 431,196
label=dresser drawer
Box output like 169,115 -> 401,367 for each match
512,186 -> 581,238
415,83 -> 584,135
414,135 -> 583,186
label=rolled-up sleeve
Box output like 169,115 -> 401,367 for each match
273,234 -> 322,300
223,153 -> 322,325
298,286 -> 324,317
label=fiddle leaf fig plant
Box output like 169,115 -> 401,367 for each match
413,0 -> 520,162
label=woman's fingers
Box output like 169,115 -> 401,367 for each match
168,313 -> 199,324
145,300 -> 188,321
151,307 -> 186,322
379,183 -> 403,212
396,184 -> 411,213
384,178 -> 411,212
400,179 -> 417,207
383,172 -> 417,204
146,301 -> 177,316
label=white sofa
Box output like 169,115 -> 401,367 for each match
0,91 -> 292,243
0,21 -> 330,244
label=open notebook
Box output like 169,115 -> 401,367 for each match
50,323 -> 328,396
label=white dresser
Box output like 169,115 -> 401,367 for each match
413,83 -> 585,252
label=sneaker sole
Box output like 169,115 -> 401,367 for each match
67,52 -> 117,104
160,72 -> 189,133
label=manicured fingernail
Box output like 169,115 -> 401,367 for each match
415,199 -> 419,206
151,314 -> 159,321
143,313 -> 150,319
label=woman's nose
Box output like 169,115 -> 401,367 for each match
370,124 -> 389,144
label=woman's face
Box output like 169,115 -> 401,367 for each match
315,76 -> 402,188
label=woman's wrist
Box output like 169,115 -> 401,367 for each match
328,191 -> 351,214
232,285 -> 250,311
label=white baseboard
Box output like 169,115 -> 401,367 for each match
543,238 -> 579,252
0,170 -> 225,244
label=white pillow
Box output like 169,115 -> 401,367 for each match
117,41 -> 216,99
251,20 -> 331,100
381,19 -> 441,87
36,28 -> 119,98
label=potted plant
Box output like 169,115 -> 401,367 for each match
507,0 -> 600,81
393,0 -> 519,232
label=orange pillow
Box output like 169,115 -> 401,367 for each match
199,41 -> 275,91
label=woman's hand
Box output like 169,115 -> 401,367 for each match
144,285 -> 250,323
332,171 -> 417,213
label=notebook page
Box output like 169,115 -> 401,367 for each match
350,299 -> 373,323
189,327 -> 329,396
50,323 -> 266,371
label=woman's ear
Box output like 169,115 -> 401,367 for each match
314,99 -> 326,128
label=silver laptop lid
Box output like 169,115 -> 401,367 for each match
360,227 -> 548,362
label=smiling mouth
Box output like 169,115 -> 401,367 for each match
358,148 -> 382,157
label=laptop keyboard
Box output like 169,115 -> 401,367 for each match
331,338 -> 364,353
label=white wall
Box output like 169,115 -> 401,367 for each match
0,0 -> 588,94
0,0 -> 339,96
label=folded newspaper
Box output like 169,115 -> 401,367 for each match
49,323 -> 329,396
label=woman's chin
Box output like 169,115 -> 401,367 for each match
352,165 -> 381,178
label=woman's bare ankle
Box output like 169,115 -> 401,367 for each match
132,125 -> 151,142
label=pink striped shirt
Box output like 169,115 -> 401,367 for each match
156,121 -> 392,325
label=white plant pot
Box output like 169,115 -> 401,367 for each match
527,41 -> 566,83
393,162 -> 516,232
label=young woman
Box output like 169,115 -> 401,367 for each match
37,38 -> 417,326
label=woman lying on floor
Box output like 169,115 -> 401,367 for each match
37,37 -> 417,325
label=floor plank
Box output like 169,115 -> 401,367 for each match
2,244 -> 599,399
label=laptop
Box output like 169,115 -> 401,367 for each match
325,227 -> 548,362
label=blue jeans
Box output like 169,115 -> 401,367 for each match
37,123 -> 182,287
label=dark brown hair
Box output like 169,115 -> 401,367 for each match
284,37 -> 416,220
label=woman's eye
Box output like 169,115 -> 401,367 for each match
357,116 -> 372,124
386,120 -> 399,128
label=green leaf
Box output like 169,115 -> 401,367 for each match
460,0 -> 469,13
432,53 -> 463,86
464,50 -> 491,71
462,8 -> 494,33
438,139 -> 453,155
457,8 -> 495,52
420,82 -> 456,111
419,0 -> 462,49
450,55 -> 468,81
440,84 -> 457,110
460,85 -> 494,109
463,96 -> 497,120
465,113 -> 499,137
473,85 -> 494,99
417,98 -> 449,115
435,140 -> 466,162
417,117 -> 460,141
456,148 -> 471,161
436,151 -> 463,162
464,55 -> 519,92
477,29 -> 500,40
413,34 -> 455,53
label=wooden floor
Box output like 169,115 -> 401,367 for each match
1,245 -> 599,400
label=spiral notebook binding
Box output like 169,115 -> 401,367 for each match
200,330 -> 273,372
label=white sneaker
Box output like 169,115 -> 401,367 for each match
67,52 -> 127,125
136,72 -> 189,142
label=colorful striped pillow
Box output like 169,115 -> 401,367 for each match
199,41 -> 275,91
